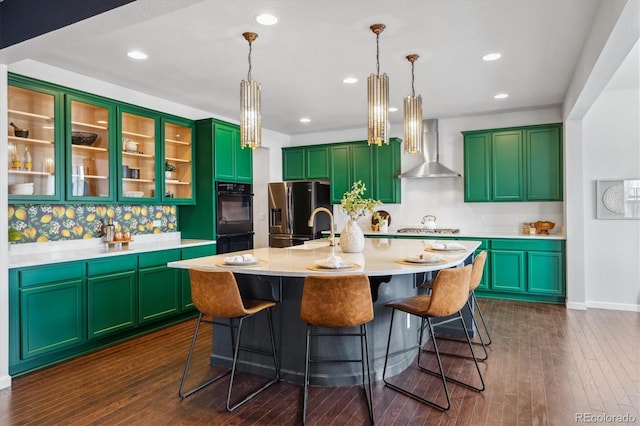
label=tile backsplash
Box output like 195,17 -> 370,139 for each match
8,204 -> 178,243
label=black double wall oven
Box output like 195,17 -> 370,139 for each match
216,182 -> 254,254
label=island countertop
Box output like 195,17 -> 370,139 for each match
168,238 -> 480,277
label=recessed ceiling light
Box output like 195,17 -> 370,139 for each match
300,118 -> 311,123
389,107 -> 398,112
256,14 -> 278,25
127,50 -> 148,60
343,77 -> 358,84
494,93 -> 509,99
482,53 -> 502,61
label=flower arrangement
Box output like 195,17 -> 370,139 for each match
340,180 -> 381,221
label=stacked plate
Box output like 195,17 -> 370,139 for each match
10,182 -> 34,195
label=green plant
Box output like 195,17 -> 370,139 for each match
164,161 -> 176,172
340,180 -> 381,221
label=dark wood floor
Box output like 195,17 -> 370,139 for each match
1,298 -> 638,425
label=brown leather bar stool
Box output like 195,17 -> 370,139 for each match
178,269 -> 279,411
427,251 -> 491,361
382,265 -> 485,411
300,274 -> 375,425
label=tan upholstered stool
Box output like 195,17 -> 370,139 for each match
300,274 -> 375,425
383,265 -> 485,411
178,269 -> 279,411
427,251 -> 492,361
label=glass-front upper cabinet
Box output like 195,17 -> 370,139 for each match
7,78 -> 62,200
65,94 -> 116,201
119,107 -> 159,201
163,118 -> 194,204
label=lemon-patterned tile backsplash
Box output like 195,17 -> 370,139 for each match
8,204 -> 178,243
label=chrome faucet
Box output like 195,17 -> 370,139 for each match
308,207 -> 335,247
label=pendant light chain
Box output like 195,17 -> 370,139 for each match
247,38 -> 253,81
411,59 -> 415,97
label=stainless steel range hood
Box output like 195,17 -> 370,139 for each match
399,119 -> 461,178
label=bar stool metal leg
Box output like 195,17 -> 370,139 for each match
178,313 -> 231,399
227,308 -> 280,412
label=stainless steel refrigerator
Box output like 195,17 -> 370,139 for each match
268,181 -> 331,247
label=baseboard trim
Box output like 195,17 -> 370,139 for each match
0,374 -> 11,390
586,301 -> 640,312
566,302 -> 587,310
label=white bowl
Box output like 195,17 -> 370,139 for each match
11,182 -> 34,189
124,191 -> 144,198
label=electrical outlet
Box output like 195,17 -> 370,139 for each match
152,220 -> 161,227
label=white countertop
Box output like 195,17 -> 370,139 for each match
168,239 -> 481,277
327,227 -> 566,240
8,233 -> 216,268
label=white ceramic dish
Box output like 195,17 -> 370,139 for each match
313,259 -> 354,269
124,191 -> 144,197
224,259 -> 259,266
404,253 -> 442,263
429,242 -> 466,251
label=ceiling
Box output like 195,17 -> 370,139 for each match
0,0 -> 606,136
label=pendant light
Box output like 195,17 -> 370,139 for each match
240,32 -> 261,149
403,54 -> 423,154
367,23 -> 389,146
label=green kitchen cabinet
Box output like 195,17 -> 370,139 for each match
329,144 -> 352,202
527,251 -> 564,295
329,142 -> 373,203
492,130 -> 524,201
162,115 -> 195,203
180,244 -> 217,310
306,145 -> 331,179
372,138 -> 402,203
86,256 -> 137,339
138,249 -> 182,324
65,92 -> 118,202
282,147 -> 305,180
7,73 -> 196,205
17,262 -> 85,359
375,234 -> 565,303
282,146 -> 330,180
285,138 -> 401,204
118,104 -> 160,203
463,123 -> 562,202
463,133 -> 491,202
490,250 -> 526,292
8,74 -> 64,202
478,238 -> 565,303
213,120 -> 252,183
525,125 -> 563,201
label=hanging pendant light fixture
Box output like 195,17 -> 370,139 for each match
367,23 -> 389,146
403,54 -> 423,154
240,32 -> 261,149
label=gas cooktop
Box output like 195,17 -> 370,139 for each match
396,227 -> 460,234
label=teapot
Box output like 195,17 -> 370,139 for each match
421,215 -> 437,230
124,138 -> 139,151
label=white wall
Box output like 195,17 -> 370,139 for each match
582,87 -> 640,310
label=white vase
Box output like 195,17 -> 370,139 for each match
340,219 -> 365,253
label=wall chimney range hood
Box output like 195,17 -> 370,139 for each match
399,119 -> 461,178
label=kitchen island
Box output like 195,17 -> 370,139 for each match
168,238 -> 480,386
